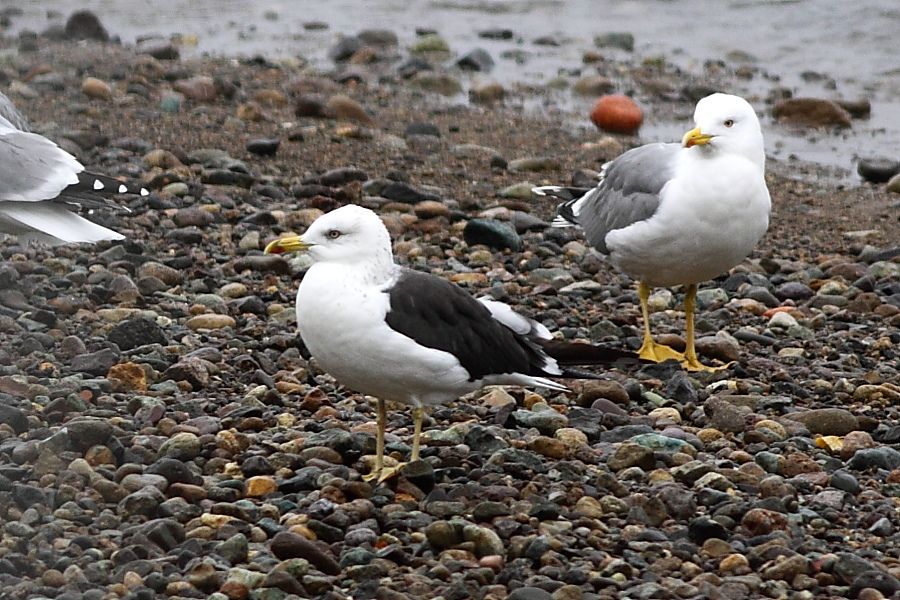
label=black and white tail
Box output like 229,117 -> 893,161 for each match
70,170 -> 150,198
533,185 -> 592,228
478,296 -> 641,386
56,171 -> 150,214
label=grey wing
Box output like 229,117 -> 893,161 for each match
568,142 -> 679,254
0,92 -> 30,132
0,126 -> 83,202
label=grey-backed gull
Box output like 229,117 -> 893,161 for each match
265,204 -> 635,481
0,92 -> 148,245
536,93 -> 770,371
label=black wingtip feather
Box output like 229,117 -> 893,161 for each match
556,199 -> 579,226
72,171 -> 150,198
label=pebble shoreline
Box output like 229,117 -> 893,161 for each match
1,11 -> 899,600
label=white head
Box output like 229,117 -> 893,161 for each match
264,204 -> 394,270
682,93 -> 765,169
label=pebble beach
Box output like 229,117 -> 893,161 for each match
0,8 -> 899,600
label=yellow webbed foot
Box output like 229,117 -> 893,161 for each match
362,462 -> 407,483
638,340 -> 686,364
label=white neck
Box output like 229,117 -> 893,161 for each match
311,250 -> 397,288
687,136 -> 765,173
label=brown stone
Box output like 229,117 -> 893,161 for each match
82,77 -> 112,100
607,442 -> 655,471
840,430 -> 877,459
108,362 -> 148,392
527,436 -> 568,459
696,336 -> 740,362
0,376 -> 29,397
253,89 -> 288,107
847,292 -> 882,313
469,82 -> 505,105
772,98 -> 851,128
413,200 -> 450,219
168,483 -> 208,502
220,580 -> 249,600
236,102 -> 264,121
270,532 -> 340,575
576,379 -> 630,405
781,452 -> 822,477
174,76 -> 218,102
573,75 -> 615,96
785,408 -> 858,436
84,445 -> 116,466
741,508 -> 789,536
186,314 -> 236,330
325,94 -> 373,124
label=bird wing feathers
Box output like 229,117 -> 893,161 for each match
0,125 -> 82,202
548,142 -> 679,254
0,201 -> 123,245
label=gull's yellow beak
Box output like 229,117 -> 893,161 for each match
682,127 -> 714,148
264,235 -> 312,255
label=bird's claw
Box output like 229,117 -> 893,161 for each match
363,463 -> 407,483
639,340 -> 735,372
681,358 -> 734,373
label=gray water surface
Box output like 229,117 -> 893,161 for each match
7,0 -> 900,179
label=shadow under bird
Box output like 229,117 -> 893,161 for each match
265,204 -> 637,482
0,91 -> 148,245
535,93 -> 771,371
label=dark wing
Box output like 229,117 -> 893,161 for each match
539,339 -> 640,368
384,269 -> 554,382
550,142 -> 679,253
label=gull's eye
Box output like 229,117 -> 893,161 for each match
326,229 -> 342,240
724,119 -> 734,127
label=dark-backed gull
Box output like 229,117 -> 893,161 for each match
265,204 -> 635,481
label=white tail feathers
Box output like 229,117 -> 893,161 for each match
551,215 -> 576,228
478,297 -> 553,339
0,202 -> 124,244
531,185 -> 564,197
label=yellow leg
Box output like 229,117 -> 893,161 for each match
411,406 -> 424,462
363,398 -> 387,482
682,283 -> 730,372
363,402 -> 425,483
636,281 -> 685,363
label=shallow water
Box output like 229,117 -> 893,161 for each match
9,0 -> 900,179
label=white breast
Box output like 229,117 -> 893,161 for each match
605,153 -> 770,287
295,263 -> 478,407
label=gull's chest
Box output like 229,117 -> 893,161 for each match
295,268 -> 389,345
291,265 -> 469,404
606,155 -> 770,287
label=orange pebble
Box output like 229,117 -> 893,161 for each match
590,94 -> 643,134
762,306 -> 797,318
